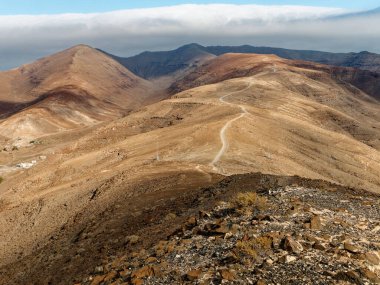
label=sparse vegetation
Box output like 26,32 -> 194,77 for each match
0,177 -> 3,184
232,192 -> 268,210
12,146 -> 18,151
236,235 -> 273,261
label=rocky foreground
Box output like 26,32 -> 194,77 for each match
74,174 -> 380,285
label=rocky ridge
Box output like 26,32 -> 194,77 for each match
76,174 -> 380,285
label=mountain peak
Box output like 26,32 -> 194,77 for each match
67,44 -> 95,51
177,43 -> 206,50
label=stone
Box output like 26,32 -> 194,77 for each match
265,258 -> 274,266
220,269 -> 236,281
185,269 -> 202,281
304,234 -> 319,243
279,254 -> 297,263
372,225 -> 380,233
185,216 -> 197,230
282,236 -> 303,254
104,271 -> 118,282
256,280 -> 267,285
310,215 -> 322,230
355,222 -> 368,231
132,266 -> 155,279
200,223 -> 225,236
119,269 -> 132,278
224,232 -> 234,239
334,270 -> 363,284
90,275 -> 105,285
364,251 -> 380,265
344,242 -> 360,254
94,266 -> 104,274
360,268 -> 380,283
313,241 -> 328,251
199,210 -> 211,219
164,212 -> 177,221
220,252 -> 239,264
146,257 -> 158,263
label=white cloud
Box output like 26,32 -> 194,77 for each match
0,4 -> 378,69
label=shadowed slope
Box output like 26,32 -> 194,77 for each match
103,43 -> 215,79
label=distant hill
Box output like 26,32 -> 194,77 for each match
0,45 -> 160,141
106,43 -> 380,79
102,44 -> 215,79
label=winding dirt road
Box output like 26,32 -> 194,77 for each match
211,81 -> 253,172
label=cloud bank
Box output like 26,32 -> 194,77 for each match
0,4 -> 379,69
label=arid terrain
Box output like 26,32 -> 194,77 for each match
0,45 -> 379,284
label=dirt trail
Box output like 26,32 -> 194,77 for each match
211,81 -> 253,172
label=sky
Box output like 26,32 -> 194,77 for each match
1,0 -> 379,14
0,1 -> 380,69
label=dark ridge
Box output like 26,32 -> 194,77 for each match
102,44 -> 380,80
100,43 -> 212,79
0,86 -> 117,120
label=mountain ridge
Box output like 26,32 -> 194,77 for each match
0,45 -> 380,284
106,43 -> 380,79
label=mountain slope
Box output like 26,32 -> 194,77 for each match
206,46 -> 380,73
0,45 -> 162,142
170,53 -> 380,100
76,173 -> 380,285
0,53 -> 380,284
110,44 -> 380,79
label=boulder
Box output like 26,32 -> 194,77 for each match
281,236 -> 303,254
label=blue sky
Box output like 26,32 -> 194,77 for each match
0,0 -> 379,15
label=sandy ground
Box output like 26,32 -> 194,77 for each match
0,53 -> 379,284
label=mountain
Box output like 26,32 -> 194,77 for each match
206,46 -> 380,74
0,51 -> 379,284
0,45 -> 163,143
170,53 -> 380,100
108,44 -> 380,79
103,43 -> 215,79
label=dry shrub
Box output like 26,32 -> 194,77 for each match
237,236 -> 273,260
232,192 -> 268,210
236,240 -> 259,259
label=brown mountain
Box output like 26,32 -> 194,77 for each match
0,45 -> 164,142
0,51 -> 379,284
170,53 -> 380,100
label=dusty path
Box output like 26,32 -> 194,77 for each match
211,82 -> 252,172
